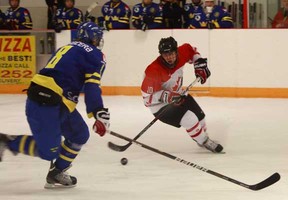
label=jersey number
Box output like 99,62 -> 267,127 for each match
46,45 -> 73,69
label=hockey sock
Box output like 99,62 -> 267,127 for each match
199,118 -> 207,132
7,135 -> 38,156
186,122 -> 208,145
55,140 -> 82,171
180,111 -> 208,145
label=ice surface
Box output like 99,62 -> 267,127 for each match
0,95 -> 287,200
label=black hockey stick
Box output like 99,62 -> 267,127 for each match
109,131 -> 281,191
108,77 -> 201,152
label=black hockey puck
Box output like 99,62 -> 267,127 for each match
120,157 -> 128,165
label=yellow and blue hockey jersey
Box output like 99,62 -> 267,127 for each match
98,0 -> 131,29
132,2 -> 163,29
31,41 -> 106,118
184,4 -> 233,29
4,6 -> 32,30
55,7 -> 83,29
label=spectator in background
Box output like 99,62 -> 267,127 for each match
203,0 -> 233,29
160,0 -> 183,28
46,0 -> 65,29
98,0 -> 131,30
178,0 -> 187,8
272,0 -> 288,28
57,0 -> 65,8
54,0 -> 83,32
46,0 -> 57,29
4,0 -> 33,30
0,9 -> 5,29
183,0 -> 204,28
185,0 -> 233,29
132,0 -> 163,31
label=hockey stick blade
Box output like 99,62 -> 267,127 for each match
248,172 -> 280,191
108,116 -> 159,152
108,78 -> 201,152
108,141 -> 130,152
109,131 -> 281,191
84,2 -> 98,19
87,2 -> 98,13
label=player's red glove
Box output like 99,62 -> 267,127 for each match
160,91 -> 185,105
93,108 -> 110,137
194,58 -> 211,84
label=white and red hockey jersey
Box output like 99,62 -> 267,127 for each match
141,43 -> 201,114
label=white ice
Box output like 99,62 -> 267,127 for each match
0,94 -> 287,200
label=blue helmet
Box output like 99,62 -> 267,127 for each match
76,22 -> 104,49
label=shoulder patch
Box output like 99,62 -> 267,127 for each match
150,7 -> 155,14
214,12 -> 220,17
134,6 -> 140,13
184,4 -> 190,11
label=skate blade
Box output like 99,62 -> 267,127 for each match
198,145 -> 226,154
44,182 -> 76,189
202,150 -> 226,154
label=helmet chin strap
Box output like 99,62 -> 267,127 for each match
160,50 -> 178,69
160,56 -> 178,69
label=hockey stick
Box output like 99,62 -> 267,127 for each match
84,2 -> 98,21
109,131 -> 281,191
108,77 -> 201,152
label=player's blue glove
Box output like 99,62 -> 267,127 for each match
86,16 -> 96,22
54,23 -> 64,33
143,15 -> 154,24
93,108 -> 110,136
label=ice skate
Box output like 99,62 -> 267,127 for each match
0,133 -> 17,161
201,137 -> 223,153
44,162 -> 77,189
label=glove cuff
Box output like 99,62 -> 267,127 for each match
92,107 -> 105,119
